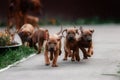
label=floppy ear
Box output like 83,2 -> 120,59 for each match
44,29 -> 49,40
80,26 -> 83,34
76,29 -> 79,35
57,36 -> 62,41
90,29 -> 94,33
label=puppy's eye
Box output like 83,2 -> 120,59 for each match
54,43 -> 57,45
48,42 -> 51,44
89,34 -> 92,36
84,35 -> 87,37
68,32 -> 70,34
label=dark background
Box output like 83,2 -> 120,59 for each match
0,0 -> 120,21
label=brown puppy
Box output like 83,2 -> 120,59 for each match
62,27 -> 80,61
77,26 -> 94,59
18,24 -> 34,46
30,28 -> 49,54
44,28 -> 62,67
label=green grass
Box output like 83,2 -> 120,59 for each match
0,46 -> 36,69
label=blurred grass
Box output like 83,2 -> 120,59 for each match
0,46 -> 36,69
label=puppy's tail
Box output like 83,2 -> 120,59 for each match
50,52 -> 53,61
56,25 -> 63,35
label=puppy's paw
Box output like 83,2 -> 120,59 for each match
83,57 -> 88,59
86,53 -> 91,57
52,64 -> 58,67
68,54 -> 72,57
71,59 -> 75,62
63,58 -> 67,61
87,55 -> 91,57
76,58 -> 80,62
45,63 -> 50,66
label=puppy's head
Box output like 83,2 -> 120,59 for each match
47,34 -> 61,53
18,31 -> 31,43
80,26 -> 94,42
39,28 -> 49,40
62,27 -> 79,42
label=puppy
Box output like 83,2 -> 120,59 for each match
62,27 -> 80,61
44,28 -> 62,67
77,26 -> 94,59
18,24 -> 34,46
29,28 -> 49,54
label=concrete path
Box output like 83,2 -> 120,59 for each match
0,25 -> 120,80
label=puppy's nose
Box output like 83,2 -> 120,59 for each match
87,39 -> 92,42
49,47 -> 54,51
68,36 -> 74,41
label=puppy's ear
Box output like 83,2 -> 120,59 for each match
45,29 -> 48,32
57,36 -> 62,41
44,29 -> 49,40
75,29 -> 79,35
80,26 -> 83,34
90,29 -> 94,33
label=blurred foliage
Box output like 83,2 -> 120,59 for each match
0,21 -> 6,27
39,16 -> 120,26
0,32 -> 11,46
0,46 -> 36,69
0,17 -> 120,27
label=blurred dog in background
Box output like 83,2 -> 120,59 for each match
7,0 -> 41,31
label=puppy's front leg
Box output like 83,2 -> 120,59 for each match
80,47 -> 88,59
63,48 -> 70,60
87,45 -> 93,57
75,48 -> 80,61
52,51 -> 59,67
71,50 -> 76,61
44,50 -> 50,66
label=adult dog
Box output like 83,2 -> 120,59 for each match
62,27 -> 80,61
7,0 -> 41,31
77,26 -> 94,59
44,27 -> 62,67
29,28 -> 49,54
18,24 -> 34,46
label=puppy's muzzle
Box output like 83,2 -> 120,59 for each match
86,37 -> 92,42
48,44 -> 56,52
49,47 -> 54,52
67,34 -> 75,42
68,37 -> 74,41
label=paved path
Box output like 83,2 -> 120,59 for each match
0,25 -> 120,80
